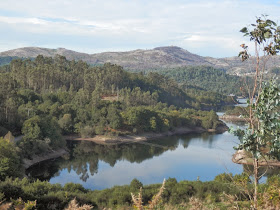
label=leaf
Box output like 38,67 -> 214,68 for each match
240,27 -> 248,33
264,31 -> 272,38
267,19 -> 277,26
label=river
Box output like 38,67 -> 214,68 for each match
27,119 -> 246,190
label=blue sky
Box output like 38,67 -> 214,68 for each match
0,0 -> 279,57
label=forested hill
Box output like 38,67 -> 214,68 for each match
161,66 -> 249,96
0,55 -> 191,108
0,56 -> 20,66
0,55 -> 229,159
2,46 -> 280,75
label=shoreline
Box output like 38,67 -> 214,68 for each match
64,125 -> 228,145
23,124 -> 228,169
219,115 -> 248,122
232,150 -> 280,167
23,148 -> 68,169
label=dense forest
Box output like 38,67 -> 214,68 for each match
160,66 -> 251,96
0,55 -> 230,169
0,56 -> 21,66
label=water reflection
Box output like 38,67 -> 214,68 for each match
27,131 -> 245,189
26,101 -> 280,190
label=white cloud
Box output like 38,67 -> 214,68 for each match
0,16 -> 47,25
0,0 -> 279,57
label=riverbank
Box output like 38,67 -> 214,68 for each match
232,150 -> 280,166
23,124 -> 228,169
64,124 -> 228,145
219,115 -> 248,122
23,148 -> 68,169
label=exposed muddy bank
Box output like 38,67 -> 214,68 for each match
64,124 -> 228,145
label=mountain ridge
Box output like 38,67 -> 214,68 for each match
1,46 -> 280,75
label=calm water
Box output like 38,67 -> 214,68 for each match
27,120 -> 246,190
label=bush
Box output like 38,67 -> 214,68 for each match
80,126 -> 95,138
130,179 -> 143,191
64,183 -> 87,193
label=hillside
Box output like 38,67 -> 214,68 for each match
161,66 -> 247,96
1,46 -> 280,75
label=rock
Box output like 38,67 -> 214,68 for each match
232,150 -> 280,166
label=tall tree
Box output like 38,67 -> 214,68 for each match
233,15 -> 280,209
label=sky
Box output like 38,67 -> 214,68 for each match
0,0 -> 279,57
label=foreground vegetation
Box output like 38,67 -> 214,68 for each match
1,173 -> 280,209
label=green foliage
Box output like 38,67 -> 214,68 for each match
0,56 -> 20,66
20,115 -> 64,157
0,178 -> 95,210
58,114 -> 73,134
161,66 -> 247,96
0,138 -> 22,180
239,15 -> 280,59
122,106 -> 223,132
64,183 -> 87,193
0,56 -> 226,159
0,126 -> 8,136
22,116 -> 42,140
214,173 -> 233,183
0,176 -> 245,209
225,106 -> 248,116
236,16 -> 280,208
80,126 -> 95,138
130,179 -> 143,191
234,80 -> 280,159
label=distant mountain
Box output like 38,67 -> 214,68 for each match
0,47 -> 93,61
1,46 -> 280,75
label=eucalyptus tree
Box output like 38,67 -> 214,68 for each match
233,15 -> 280,209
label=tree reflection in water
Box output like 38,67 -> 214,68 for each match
27,135 -> 198,181
27,132 -> 271,184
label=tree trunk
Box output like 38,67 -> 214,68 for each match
253,158 -> 259,209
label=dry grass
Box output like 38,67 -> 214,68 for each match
220,192 -> 240,210
131,179 -> 165,210
0,197 -> 36,210
0,202 -> 12,210
64,198 -> 93,210
188,197 -> 204,210
131,187 -> 144,210
148,179 -> 166,209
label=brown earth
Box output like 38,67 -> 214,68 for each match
64,124 -> 228,145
